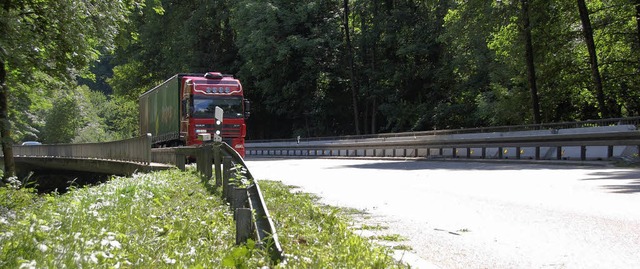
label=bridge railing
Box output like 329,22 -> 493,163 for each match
10,134 -> 153,164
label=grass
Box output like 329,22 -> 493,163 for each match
259,181 -> 410,268
0,169 -> 267,268
370,234 -> 407,242
0,169 -> 410,268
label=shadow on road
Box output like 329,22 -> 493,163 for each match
586,170 -> 640,194
331,160 -> 591,171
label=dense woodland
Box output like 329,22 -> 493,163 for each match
2,0 -> 640,146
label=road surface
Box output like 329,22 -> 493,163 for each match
245,158 -> 640,269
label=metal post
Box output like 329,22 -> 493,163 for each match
535,147 -> 540,160
581,146 -> 587,161
516,147 -> 521,159
557,147 -> 562,160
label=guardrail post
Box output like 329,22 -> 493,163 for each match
607,145 -> 614,159
516,147 -> 521,159
557,147 -> 562,160
235,208 -> 253,245
212,144 -> 222,184
535,147 -> 541,160
176,153 -> 186,171
145,133 -> 152,165
221,156 -> 232,188
581,146 -> 587,161
231,187 -> 248,211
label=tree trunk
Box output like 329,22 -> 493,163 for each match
0,58 -> 16,180
522,0 -> 541,124
577,0 -> 607,118
343,0 -> 360,135
635,0 -> 640,71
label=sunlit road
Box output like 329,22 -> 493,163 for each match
245,158 -> 640,269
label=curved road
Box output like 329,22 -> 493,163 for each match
245,158 -> 640,269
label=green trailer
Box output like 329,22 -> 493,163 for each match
139,75 -> 181,145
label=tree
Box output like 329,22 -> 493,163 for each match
0,0 -> 137,180
343,0 -> 361,135
521,0 -> 541,124
577,0 -> 607,118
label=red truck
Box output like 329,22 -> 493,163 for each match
139,72 -> 250,157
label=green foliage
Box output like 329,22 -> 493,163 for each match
41,95 -> 82,144
259,181 -> 409,268
0,169 -> 252,268
6,0 -> 640,143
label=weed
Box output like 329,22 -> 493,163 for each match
359,224 -> 389,231
393,245 -> 414,251
371,234 -> 407,242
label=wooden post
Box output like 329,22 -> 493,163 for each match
231,187 -> 248,211
235,208 -> 253,245
176,153 -> 186,171
212,144 -> 221,184
222,156 -> 232,188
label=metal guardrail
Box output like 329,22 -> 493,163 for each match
151,143 -> 285,264
249,116 -> 640,143
5,134 -> 152,164
247,127 -> 640,161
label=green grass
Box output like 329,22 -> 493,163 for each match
0,169 -> 269,268
370,234 -> 407,242
1,170 -> 409,268
259,181 -> 410,268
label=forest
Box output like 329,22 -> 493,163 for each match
1,0 -> 640,145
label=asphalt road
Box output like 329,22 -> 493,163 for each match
245,158 -> 640,269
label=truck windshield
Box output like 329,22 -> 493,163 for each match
192,96 -> 243,119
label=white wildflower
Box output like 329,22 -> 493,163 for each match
187,246 -> 196,256
100,235 -> 122,249
39,225 -> 51,232
38,243 -> 49,252
89,253 -> 99,263
163,254 -> 176,265
18,260 -> 36,269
